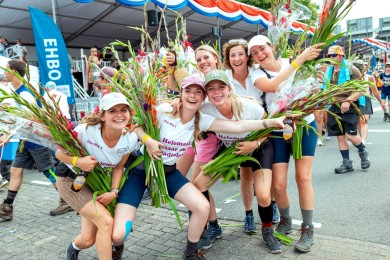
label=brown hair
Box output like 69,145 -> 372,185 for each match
82,106 -> 132,127
195,45 -> 224,70
7,59 -> 26,77
222,40 -> 253,70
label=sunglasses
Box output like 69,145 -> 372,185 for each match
328,54 -> 338,58
228,39 -> 247,45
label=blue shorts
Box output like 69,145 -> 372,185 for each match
271,120 -> 318,164
118,164 -> 189,208
381,90 -> 390,100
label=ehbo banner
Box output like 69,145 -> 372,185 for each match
29,6 -> 75,104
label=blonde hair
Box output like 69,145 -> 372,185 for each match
82,106 -> 132,128
195,45 -> 224,70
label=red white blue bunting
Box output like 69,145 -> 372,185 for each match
352,38 -> 388,51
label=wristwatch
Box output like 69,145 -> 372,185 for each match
257,140 -> 262,148
111,188 -> 119,196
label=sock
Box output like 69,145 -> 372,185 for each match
340,149 -> 350,160
271,200 -> 276,205
4,190 -> 18,205
278,206 -> 290,219
185,239 -> 198,256
72,241 -> 81,251
43,168 -> 57,184
201,190 -> 210,202
209,219 -> 220,229
245,209 -> 253,216
301,208 -> 313,226
354,142 -> 365,152
258,204 -> 273,227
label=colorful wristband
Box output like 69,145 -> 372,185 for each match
168,68 -> 175,75
71,156 -> 78,167
291,60 -> 300,70
141,134 -> 151,144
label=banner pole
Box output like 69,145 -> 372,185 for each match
51,0 -> 57,24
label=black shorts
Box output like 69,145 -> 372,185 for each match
327,109 -> 358,136
240,138 -> 273,171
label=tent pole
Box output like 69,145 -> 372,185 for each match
51,0 -> 57,24
217,16 -> 222,59
81,48 -> 86,93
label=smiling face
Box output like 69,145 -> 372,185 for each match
181,84 -> 205,111
250,44 -> 275,67
229,45 -> 249,71
195,50 -> 218,75
101,104 -> 131,131
206,80 -> 232,107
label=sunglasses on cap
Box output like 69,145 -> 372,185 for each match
228,39 -> 247,45
328,54 -> 338,58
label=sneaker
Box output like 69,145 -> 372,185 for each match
66,243 -> 80,260
317,139 -> 323,146
358,149 -> 371,169
184,251 -> 206,260
0,179 -> 9,189
272,203 -> 280,224
384,113 -> 389,122
334,159 -> 354,174
276,216 -> 293,235
294,224 -> 314,253
208,223 -> 222,242
197,229 -> 212,250
0,202 -> 13,221
50,197 -> 74,216
112,243 -> 124,260
142,188 -> 151,200
262,226 -> 282,254
244,212 -> 257,234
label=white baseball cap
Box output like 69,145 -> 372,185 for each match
247,35 -> 271,55
99,92 -> 130,110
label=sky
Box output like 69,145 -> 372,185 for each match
313,0 -> 390,30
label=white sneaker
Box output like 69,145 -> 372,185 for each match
0,179 -> 9,189
317,139 -> 323,146
362,140 -> 366,145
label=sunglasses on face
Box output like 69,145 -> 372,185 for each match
228,39 -> 247,45
328,54 -> 338,58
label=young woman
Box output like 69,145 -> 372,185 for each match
193,69 -> 282,254
222,39 -> 279,235
55,93 -> 140,260
111,74 -> 286,259
248,35 -> 323,253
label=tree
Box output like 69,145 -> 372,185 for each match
237,0 -> 321,25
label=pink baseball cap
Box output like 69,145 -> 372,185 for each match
181,75 -> 205,90
93,66 -> 117,78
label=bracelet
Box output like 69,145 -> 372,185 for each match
168,68 -> 175,75
111,188 -> 119,197
261,120 -> 268,129
71,156 -> 78,167
141,134 -> 151,144
291,60 -> 300,70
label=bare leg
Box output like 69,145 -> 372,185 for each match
240,167 -> 254,211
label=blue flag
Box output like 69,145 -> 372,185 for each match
371,49 -> 376,70
30,7 -> 75,104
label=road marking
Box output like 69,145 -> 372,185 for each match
292,219 -> 322,229
31,180 -> 51,186
224,199 -> 237,204
373,106 -> 382,112
178,203 -> 222,213
34,235 -> 57,246
368,129 -> 390,132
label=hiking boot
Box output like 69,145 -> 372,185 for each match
358,149 -> 371,169
112,243 -> 124,260
66,243 -> 80,260
294,224 -> 314,253
276,216 -> 293,235
50,197 -> 74,216
244,212 -> 257,234
184,251 -> 206,260
272,203 -> 280,224
0,203 -> 13,221
262,226 -> 282,254
334,159 -> 354,174
208,224 -> 222,242
197,229 -> 212,250
0,179 -> 9,189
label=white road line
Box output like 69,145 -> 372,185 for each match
292,219 -> 322,229
178,203 -> 222,213
31,180 -> 52,186
368,129 -> 390,132
373,106 -> 382,112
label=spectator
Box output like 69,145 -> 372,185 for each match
93,66 -> 116,97
0,37 -> 5,56
87,47 -> 101,95
14,39 -> 27,62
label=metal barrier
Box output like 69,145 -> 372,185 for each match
75,97 -> 100,119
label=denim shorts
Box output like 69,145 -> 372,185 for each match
118,164 -> 189,208
12,146 -> 54,172
271,120 -> 318,163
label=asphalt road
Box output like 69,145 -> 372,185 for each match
19,101 -> 389,247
